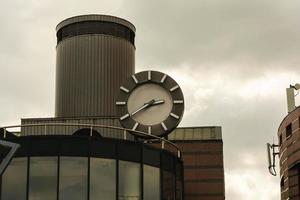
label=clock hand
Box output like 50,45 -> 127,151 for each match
152,99 -> 165,105
131,99 -> 155,116
131,99 -> 165,116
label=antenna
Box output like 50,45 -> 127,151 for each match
267,143 -> 279,176
286,83 -> 300,113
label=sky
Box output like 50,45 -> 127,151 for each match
1,0 -> 300,199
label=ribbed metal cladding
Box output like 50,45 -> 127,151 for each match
55,15 -> 135,118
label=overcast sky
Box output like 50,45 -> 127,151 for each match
1,0 -> 300,199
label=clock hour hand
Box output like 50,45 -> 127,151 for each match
152,99 -> 165,105
131,99 -> 155,116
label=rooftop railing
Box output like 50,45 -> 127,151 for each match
0,123 -> 181,158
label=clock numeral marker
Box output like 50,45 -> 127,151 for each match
120,114 -> 129,121
148,71 -> 151,80
148,126 -> 152,134
120,86 -> 129,93
116,101 -> 126,105
170,113 -> 180,119
161,74 -> 167,83
170,85 -> 179,92
132,122 -> 139,131
174,100 -> 184,104
132,75 -> 138,84
161,122 -> 168,131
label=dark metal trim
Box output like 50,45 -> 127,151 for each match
116,158 -> 119,200
140,148 -> 144,200
57,156 -> 60,200
0,140 -> 20,176
26,156 -> 29,200
87,157 -> 90,200
56,21 -> 135,45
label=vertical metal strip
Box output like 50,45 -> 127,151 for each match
160,152 -> 163,200
57,156 -> 60,200
181,161 -> 184,200
140,145 -> 143,200
87,156 -> 90,200
116,142 -> 119,200
0,167 -> 2,199
175,160 -> 177,200
26,157 -> 30,200
116,159 -> 119,200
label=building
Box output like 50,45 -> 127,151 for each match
277,106 -> 300,199
0,14 -> 225,200
170,127 -> 225,200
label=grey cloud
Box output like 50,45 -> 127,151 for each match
123,0 -> 300,74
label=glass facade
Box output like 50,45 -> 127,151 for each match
1,156 -> 181,200
143,165 -> 160,200
118,161 -> 140,200
90,158 -> 116,200
59,157 -> 88,200
29,157 -> 58,200
0,135 -> 183,200
1,158 -> 27,200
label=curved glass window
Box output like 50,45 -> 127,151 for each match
1,157 -> 27,200
59,157 -> 88,200
143,165 -> 160,200
90,158 -> 116,200
118,161 -> 140,200
29,157 -> 58,200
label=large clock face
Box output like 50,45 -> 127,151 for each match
116,70 -> 184,137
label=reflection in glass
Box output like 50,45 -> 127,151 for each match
163,170 -> 175,200
59,157 -> 88,200
1,158 -> 27,200
29,157 -> 57,200
118,161 -> 140,200
90,158 -> 116,200
143,165 -> 160,200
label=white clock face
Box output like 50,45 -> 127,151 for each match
116,70 -> 184,137
127,83 -> 172,126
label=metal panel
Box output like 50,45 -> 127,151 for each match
55,34 -> 135,117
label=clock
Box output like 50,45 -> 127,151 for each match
116,70 -> 184,137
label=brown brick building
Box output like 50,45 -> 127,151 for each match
169,127 -> 225,200
278,106 -> 300,199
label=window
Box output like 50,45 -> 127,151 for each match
286,123 -> 292,138
143,165 -> 160,200
118,161 -> 140,200
1,158 -> 27,200
59,157 -> 88,200
279,135 -> 282,146
280,177 -> 284,188
90,158 -> 116,200
29,157 -> 58,200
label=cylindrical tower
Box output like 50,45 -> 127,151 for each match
55,15 -> 135,118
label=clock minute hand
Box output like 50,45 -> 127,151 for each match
131,99 -> 155,116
